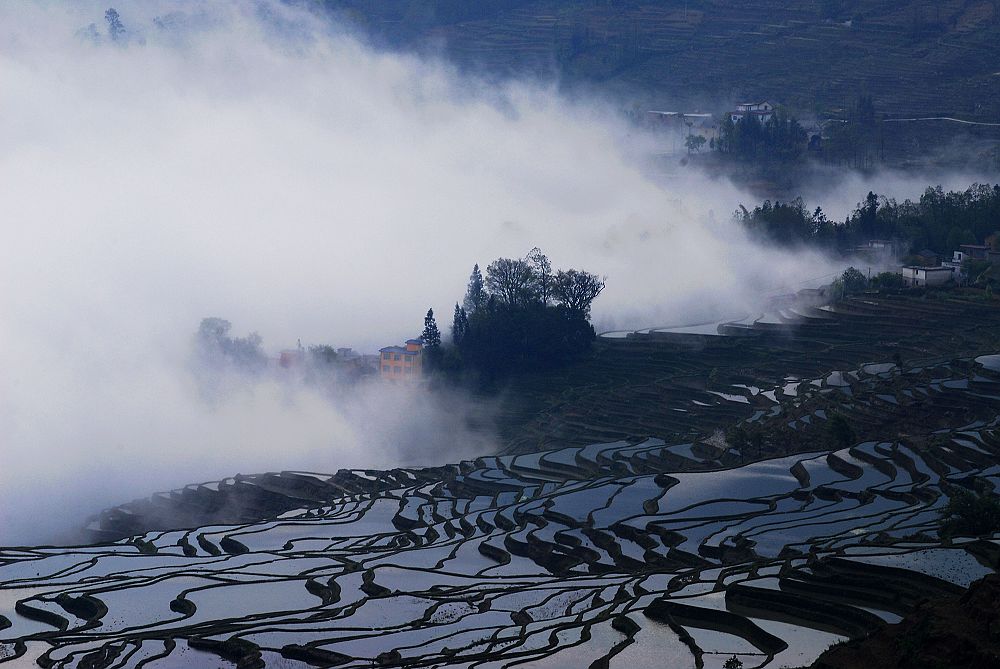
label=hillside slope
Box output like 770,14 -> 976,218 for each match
325,1 -> 1000,119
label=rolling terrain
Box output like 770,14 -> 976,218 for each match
328,0 -> 1000,118
324,0 -> 1000,168
4,292 -> 999,667
3,345 -> 1000,667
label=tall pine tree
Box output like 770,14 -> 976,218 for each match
422,308 -> 441,349
463,264 -> 486,315
451,303 -> 468,345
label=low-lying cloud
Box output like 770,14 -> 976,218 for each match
0,2 -> 987,545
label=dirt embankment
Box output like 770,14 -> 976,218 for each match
810,573 -> 1000,669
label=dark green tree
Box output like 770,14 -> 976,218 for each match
486,258 -> 536,306
941,489 -> 1000,537
422,308 -> 441,349
554,269 -> 606,317
685,134 -> 707,154
714,108 -> 806,163
451,303 -> 468,345
841,267 -> 868,294
105,8 -> 125,42
463,264 -> 487,314
194,317 -> 266,373
526,247 -> 553,305
872,271 -> 905,290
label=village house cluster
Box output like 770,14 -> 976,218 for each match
900,243 -> 1000,287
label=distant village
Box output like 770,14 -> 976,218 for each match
865,240 -> 1000,288
274,339 -> 427,381
639,100 -> 823,155
263,236 -> 997,384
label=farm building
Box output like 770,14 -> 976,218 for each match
730,101 -> 774,123
903,265 -> 953,287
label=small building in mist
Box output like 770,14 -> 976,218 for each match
278,341 -> 305,368
903,265 -> 954,287
378,338 -> 424,380
730,101 -> 774,123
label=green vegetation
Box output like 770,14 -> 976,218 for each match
712,109 -> 807,163
941,488 -> 1000,538
443,249 -> 604,382
308,344 -> 338,365
104,8 -> 125,42
319,1 -> 1000,170
824,94 -> 883,169
684,134 -> 706,154
493,291 -> 1000,454
871,271 -> 906,290
194,317 -> 266,373
421,308 -> 443,368
737,183 -> 1000,256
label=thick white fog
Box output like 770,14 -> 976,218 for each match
0,2 -> 987,544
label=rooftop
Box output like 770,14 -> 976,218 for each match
379,345 -> 419,354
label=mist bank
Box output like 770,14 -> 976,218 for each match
0,2 -> 962,545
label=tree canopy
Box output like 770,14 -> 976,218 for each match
736,182 -> 1000,256
422,308 -> 442,348
448,249 -> 605,381
194,317 -> 266,373
713,108 -> 807,163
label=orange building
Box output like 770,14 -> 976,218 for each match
378,338 -> 423,380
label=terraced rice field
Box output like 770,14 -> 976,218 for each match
3,335 -> 1000,668
355,1 -> 1000,122
498,294 -> 1000,454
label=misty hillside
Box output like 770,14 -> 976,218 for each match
325,0 -> 1000,119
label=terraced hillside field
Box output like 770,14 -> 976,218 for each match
496,293 -> 1000,454
4,296 -> 1000,668
332,0 -> 1000,120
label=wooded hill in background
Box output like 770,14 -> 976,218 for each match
317,0 -> 1000,169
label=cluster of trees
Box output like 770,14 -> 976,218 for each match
735,198 -> 831,246
437,248 -> 605,380
192,318 -> 370,394
712,108 -> 808,163
194,317 -> 267,373
824,95 -> 884,169
78,7 -> 130,45
941,487 -> 1000,538
736,183 -> 1000,256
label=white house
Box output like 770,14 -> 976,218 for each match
903,266 -> 953,287
730,101 -> 774,123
